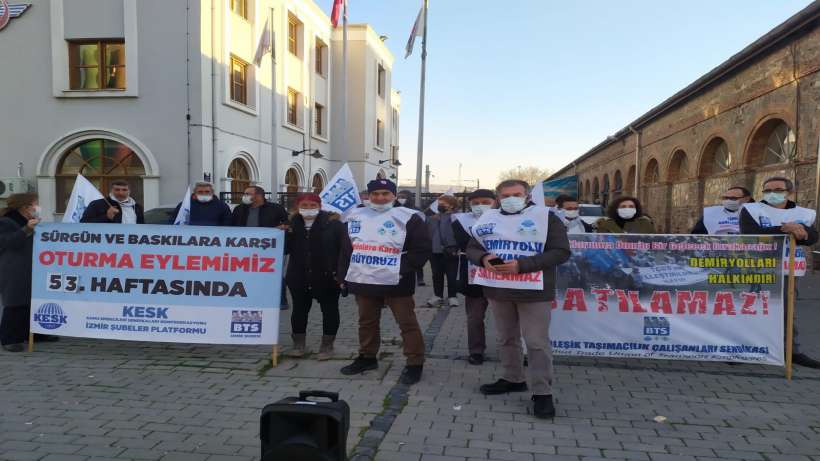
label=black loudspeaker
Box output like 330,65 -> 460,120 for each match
260,390 -> 350,461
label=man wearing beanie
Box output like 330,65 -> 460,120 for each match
338,179 -> 432,385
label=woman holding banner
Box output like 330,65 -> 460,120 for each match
0,193 -> 57,352
284,193 -> 345,360
596,196 -> 655,234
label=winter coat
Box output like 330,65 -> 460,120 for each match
80,197 -> 145,224
595,215 -> 655,234
285,212 -> 345,292
172,196 -> 232,226
0,210 -> 34,306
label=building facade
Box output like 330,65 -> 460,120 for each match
0,0 -> 400,219
549,2 -> 820,234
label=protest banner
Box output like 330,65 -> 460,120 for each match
552,233 -> 789,369
29,223 -> 285,358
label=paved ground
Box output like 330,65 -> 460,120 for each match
1,271 -> 819,461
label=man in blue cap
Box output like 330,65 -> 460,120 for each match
338,179 -> 432,385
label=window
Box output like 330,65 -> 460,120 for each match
377,64 -> 385,97
285,168 -> 300,193
287,89 -> 299,126
376,119 -> 384,148
56,139 -> 145,213
228,159 -> 251,204
315,38 -> 327,76
312,173 -> 324,193
230,0 -> 248,19
230,55 -> 249,105
314,103 -> 324,137
68,41 -> 126,90
288,15 -> 300,56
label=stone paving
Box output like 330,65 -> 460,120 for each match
1,272 -> 820,461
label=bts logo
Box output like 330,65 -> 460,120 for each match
231,310 -> 262,335
643,316 -> 670,337
349,220 -> 361,234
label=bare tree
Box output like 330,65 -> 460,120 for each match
497,166 -> 553,186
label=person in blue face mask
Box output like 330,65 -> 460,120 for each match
691,186 -> 753,234
740,176 -> 819,369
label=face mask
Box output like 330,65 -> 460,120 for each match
722,199 -> 741,211
764,192 -> 787,206
31,206 -> 42,219
241,194 -> 254,205
438,205 -> 449,213
369,201 -> 393,212
563,210 -> 579,220
362,199 -> 371,206
617,207 -> 637,220
196,194 -> 213,203
397,198 -> 407,205
499,196 -> 526,213
300,208 -> 319,219
471,204 -> 492,216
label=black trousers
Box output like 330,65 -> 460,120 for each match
430,253 -> 459,299
0,304 -> 30,345
288,286 -> 341,336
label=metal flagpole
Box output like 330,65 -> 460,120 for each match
341,1 -> 348,178
270,8 -> 279,195
414,0 -> 428,208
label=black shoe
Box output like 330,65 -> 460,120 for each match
479,379 -> 528,395
340,356 -> 378,375
532,395 -> 555,419
2,343 -> 24,353
399,365 -> 423,385
418,281 -> 426,286
468,354 -> 484,365
523,356 -> 528,367
793,353 -> 820,369
34,334 -> 60,343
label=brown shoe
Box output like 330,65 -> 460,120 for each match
316,335 -> 335,361
287,334 -> 307,358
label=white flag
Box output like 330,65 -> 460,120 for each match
62,174 -> 103,223
531,180 -> 547,209
319,164 -> 361,215
404,6 -> 424,59
429,187 -> 455,214
173,187 -> 192,225
253,17 -> 272,66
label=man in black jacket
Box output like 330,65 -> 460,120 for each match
397,190 -> 427,286
171,182 -> 231,226
739,176 -> 820,369
81,180 -> 145,224
338,179 -> 432,385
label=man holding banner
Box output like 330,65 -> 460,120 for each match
740,176 -> 820,369
81,180 -> 145,225
338,179 -> 432,385
466,179 -> 570,419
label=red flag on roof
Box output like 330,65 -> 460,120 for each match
331,0 -> 344,28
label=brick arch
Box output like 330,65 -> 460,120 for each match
644,158 -> 661,185
613,170 -> 623,196
584,179 -> 591,201
697,134 -> 733,178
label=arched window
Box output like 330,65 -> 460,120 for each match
592,177 -> 600,203
311,173 -> 324,193
601,174 -> 610,207
667,150 -> 689,181
625,165 -> 636,194
584,180 -> 591,201
56,139 -> 145,213
285,168 -> 301,193
228,158 -> 251,204
644,159 -> 660,185
613,170 -> 623,196
747,119 -> 795,167
699,137 -> 731,177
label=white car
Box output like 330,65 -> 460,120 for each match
579,204 -> 605,228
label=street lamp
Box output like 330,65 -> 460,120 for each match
292,149 -> 323,159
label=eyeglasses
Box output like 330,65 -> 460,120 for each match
762,188 -> 788,193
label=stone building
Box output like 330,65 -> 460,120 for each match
549,2 -> 820,233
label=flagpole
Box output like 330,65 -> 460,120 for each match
414,0 -> 428,208
270,8 -> 279,196
341,1 -> 348,179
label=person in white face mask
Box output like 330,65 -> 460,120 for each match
690,186 -> 752,234
451,189 -> 496,365
739,176 -> 820,369
171,182 -> 231,226
595,196 -> 655,234
284,193 -> 345,360
338,179 -> 432,385
555,195 -> 593,234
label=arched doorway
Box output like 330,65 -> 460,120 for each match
228,158 -> 251,204
55,139 -> 145,213
584,179 -> 591,201
592,177 -> 600,204
285,168 -> 301,193
311,172 -> 325,193
601,174 -> 610,207
613,170 -> 623,198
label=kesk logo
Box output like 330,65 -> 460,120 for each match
518,219 -> 537,235
34,303 -> 68,330
378,220 -> 397,236
643,316 -> 670,339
